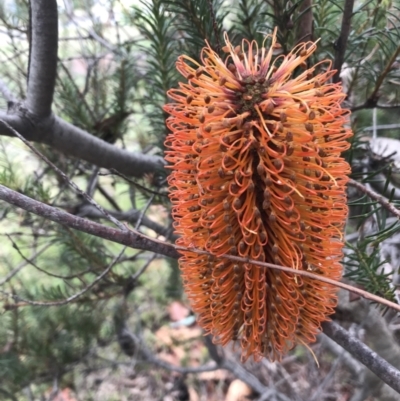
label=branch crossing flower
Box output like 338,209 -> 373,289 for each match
164,29 -> 352,361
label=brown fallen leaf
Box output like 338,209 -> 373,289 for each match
225,379 -> 252,401
168,301 -> 190,321
155,325 -> 202,347
198,368 -> 229,381
51,388 -> 78,401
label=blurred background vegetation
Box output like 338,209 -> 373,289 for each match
0,0 -> 400,400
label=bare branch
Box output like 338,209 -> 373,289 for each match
134,194 -> 155,230
222,359 -> 272,396
333,0 -> 355,83
1,184 -> 400,314
1,117 -> 127,230
1,186 -> 400,390
98,184 -> 122,211
0,184 -> 180,259
0,111 -> 165,177
309,352 -> 343,401
26,0 -> 58,117
106,169 -> 169,198
75,204 -> 173,239
348,178 -> 400,218
322,321 -> 400,394
367,45 -> 400,105
362,123 -> 400,133
320,333 -> 364,377
129,253 -> 158,282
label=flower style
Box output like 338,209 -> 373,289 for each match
164,29 -> 352,361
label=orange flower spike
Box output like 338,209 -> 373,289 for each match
164,28 -> 352,361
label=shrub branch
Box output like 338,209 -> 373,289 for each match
1,183 -> 400,392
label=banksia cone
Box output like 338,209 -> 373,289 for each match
164,29 -> 352,361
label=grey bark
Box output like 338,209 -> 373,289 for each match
323,290 -> 400,399
0,184 -> 179,259
26,0 -> 58,117
0,111 -> 165,177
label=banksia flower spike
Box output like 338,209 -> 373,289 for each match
164,29 -> 352,361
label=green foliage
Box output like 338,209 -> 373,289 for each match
346,211 -> 398,302
231,0 -> 269,43
342,1 -> 400,105
0,139 -> 51,202
0,304 -> 105,393
313,0 -> 343,57
130,0 -> 180,145
164,0 -> 227,59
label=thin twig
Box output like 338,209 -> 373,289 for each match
116,328 -> 283,398
63,1 -> 121,55
0,184 -> 178,257
0,247 -> 126,307
134,194 -> 155,230
309,352 -> 343,401
348,178 -> 400,219
58,59 -> 96,122
5,234 -> 93,280
1,183 -> 400,313
0,118 -> 127,231
106,169 -> 168,198
269,361 -> 302,400
125,229 -> 174,295
171,247 -> 400,313
0,242 -> 53,285
45,377 -> 59,401
368,45 -> 400,104
73,204 -> 173,239
204,336 -> 278,397
130,253 -> 158,282
98,184 -> 122,211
